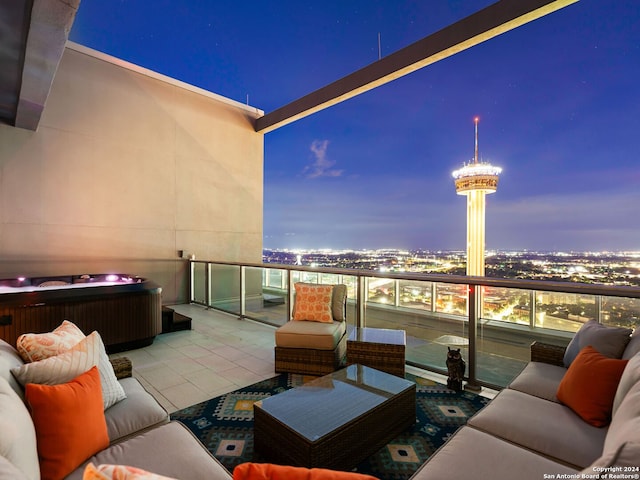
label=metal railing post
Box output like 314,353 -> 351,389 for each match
466,284 -> 481,392
287,270 -> 294,321
205,262 -> 211,309
239,265 -> 246,319
356,276 -> 366,328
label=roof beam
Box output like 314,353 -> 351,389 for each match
15,0 -> 80,130
255,0 -> 579,133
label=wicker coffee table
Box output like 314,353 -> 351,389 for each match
253,364 -> 415,470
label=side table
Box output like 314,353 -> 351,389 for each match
347,327 -> 406,377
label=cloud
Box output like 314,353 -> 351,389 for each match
302,140 -> 344,178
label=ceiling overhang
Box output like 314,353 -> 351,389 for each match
255,0 -> 579,133
0,0 -> 80,131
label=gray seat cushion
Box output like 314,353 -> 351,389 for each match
563,320 -> 632,367
468,388 -> 606,468
275,320 -> 346,350
0,378 -> 39,480
0,339 -> 26,399
104,377 -> 169,444
0,455 -> 29,480
66,421 -> 231,480
508,361 -> 566,402
411,426 -> 578,480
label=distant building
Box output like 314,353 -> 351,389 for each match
452,118 -> 501,276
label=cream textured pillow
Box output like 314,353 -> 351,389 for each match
293,283 -> 334,323
11,331 -> 126,410
16,320 -> 85,362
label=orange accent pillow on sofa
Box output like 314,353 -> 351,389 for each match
25,366 -> 109,480
556,345 -> 628,427
233,463 -> 379,480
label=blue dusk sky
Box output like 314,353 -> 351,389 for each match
69,1 -> 640,252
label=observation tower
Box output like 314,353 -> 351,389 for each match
452,117 -> 501,276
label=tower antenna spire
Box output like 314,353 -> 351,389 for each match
474,116 -> 479,164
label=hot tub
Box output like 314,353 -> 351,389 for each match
0,274 -> 162,353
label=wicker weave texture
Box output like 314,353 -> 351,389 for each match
530,341 -> 566,366
110,357 -> 132,379
254,381 -> 415,470
275,334 -> 347,376
347,342 -> 405,377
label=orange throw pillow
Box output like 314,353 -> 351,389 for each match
293,283 -> 334,323
233,463 -> 379,480
557,345 -> 628,427
25,366 -> 109,480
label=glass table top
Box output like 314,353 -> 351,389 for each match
254,364 -> 415,442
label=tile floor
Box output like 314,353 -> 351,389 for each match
110,304 -> 495,414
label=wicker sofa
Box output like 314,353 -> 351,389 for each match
409,323 -> 640,480
0,337 -> 231,480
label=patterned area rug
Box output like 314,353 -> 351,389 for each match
171,373 -> 490,480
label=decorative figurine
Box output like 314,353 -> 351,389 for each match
446,347 -> 466,391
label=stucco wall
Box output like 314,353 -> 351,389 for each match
0,45 -> 264,304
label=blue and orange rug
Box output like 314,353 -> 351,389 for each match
171,373 -> 489,480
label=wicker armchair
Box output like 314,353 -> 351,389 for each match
274,284 -> 348,376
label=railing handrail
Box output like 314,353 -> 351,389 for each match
190,259 -> 640,299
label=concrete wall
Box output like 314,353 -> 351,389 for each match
0,44 -> 264,304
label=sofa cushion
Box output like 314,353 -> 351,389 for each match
26,366 -> 109,480
293,283 -> 334,323
409,426 -> 578,480
603,378 -> 640,456
66,422 -> 231,480
83,462 -> 177,480
16,320 -> 85,362
563,320 -> 632,367
275,320 -> 346,350
0,378 -> 39,480
508,361 -> 566,402
0,455 -> 29,480
557,346 -> 628,427
11,331 -> 126,410
581,441 -> 640,476
0,339 -> 26,399
612,351 -> 640,416
104,377 -> 169,444
467,388 -> 606,468
622,329 -> 640,360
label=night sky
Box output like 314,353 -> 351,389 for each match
69,1 -> 640,252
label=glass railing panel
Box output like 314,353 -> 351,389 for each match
296,271 -> 319,284
209,264 -> 241,314
191,262 -> 207,304
481,286 -> 531,326
601,296 -> 640,329
399,280 -> 433,311
401,308 -> 469,376
534,291 -> 597,332
341,275 -> 357,301
320,273 -> 340,285
245,266 -> 289,327
435,283 -> 467,315
367,277 -> 395,306
265,268 -> 286,289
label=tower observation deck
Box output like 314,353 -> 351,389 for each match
452,117 -> 502,276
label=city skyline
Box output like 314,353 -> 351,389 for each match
69,1 -> 640,252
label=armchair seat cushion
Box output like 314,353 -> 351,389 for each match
275,321 -> 346,350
